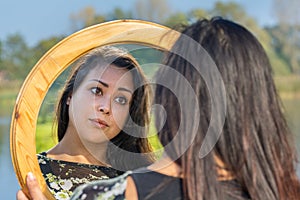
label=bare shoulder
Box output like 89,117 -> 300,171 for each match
125,176 -> 138,200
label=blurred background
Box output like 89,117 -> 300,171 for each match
1,0 -> 300,198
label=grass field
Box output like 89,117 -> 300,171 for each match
35,122 -> 57,152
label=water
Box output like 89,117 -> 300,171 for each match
0,117 -> 20,199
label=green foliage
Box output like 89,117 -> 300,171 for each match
0,87 -> 19,116
148,117 -> 163,152
70,6 -> 106,30
274,75 -> 300,94
266,25 -> 300,74
187,9 -> 209,22
1,1 -> 297,81
265,45 -> 291,76
164,12 -> 189,28
1,33 -> 36,80
35,122 -> 57,153
135,0 -> 170,22
212,2 -> 246,21
33,36 -> 65,61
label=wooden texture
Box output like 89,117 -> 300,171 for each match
10,19 -> 180,199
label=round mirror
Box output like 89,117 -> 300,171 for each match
10,19 -> 180,199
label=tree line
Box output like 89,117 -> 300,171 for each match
0,0 -> 300,84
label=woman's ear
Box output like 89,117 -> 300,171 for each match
66,96 -> 71,105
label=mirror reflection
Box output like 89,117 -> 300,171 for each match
35,44 -> 164,198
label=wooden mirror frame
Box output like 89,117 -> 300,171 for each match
10,19 -> 180,199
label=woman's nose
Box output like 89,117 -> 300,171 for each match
98,98 -> 111,114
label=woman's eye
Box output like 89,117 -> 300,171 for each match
91,87 -> 102,95
114,96 -> 128,105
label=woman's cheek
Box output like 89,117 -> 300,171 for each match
112,106 -> 130,129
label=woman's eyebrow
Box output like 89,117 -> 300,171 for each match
90,79 -> 133,94
90,79 -> 108,87
118,87 -> 133,94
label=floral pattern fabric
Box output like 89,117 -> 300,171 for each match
37,152 -> 123,200
71,171 -> 131,200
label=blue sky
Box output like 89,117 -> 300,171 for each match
0,0 -> 275,47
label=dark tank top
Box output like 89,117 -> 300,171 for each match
130,169 -> 183,200
130,168 -> 251,200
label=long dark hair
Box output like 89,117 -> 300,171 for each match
155,17 -> 300,199
55,46 -> 154,171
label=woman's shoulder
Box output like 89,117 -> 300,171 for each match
71,171 -> 132,200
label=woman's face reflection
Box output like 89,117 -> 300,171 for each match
68,65 -> 134,145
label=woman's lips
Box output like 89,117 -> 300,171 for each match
90,118 -> 109,129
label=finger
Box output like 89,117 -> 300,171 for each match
16,190 -> 29,200
26,172 -> 47,200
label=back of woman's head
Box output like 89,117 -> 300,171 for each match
155,17 -> 300,199
55,45 -> 153,170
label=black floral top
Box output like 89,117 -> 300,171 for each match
71,171 -> 131,200
37,152 -> 123,200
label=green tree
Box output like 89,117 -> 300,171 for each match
1,33 -> 35,80
0,40 -> 5,83
164,8 -> 209,29
211,2 -> 247,21
70,6 -> 106,30
188,9 -> 209,22
134,0 -> 171,22
164,12 -> 188,28
271,0 -> 300,74
266,25 -> 300,74
32,36 -> 65,62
